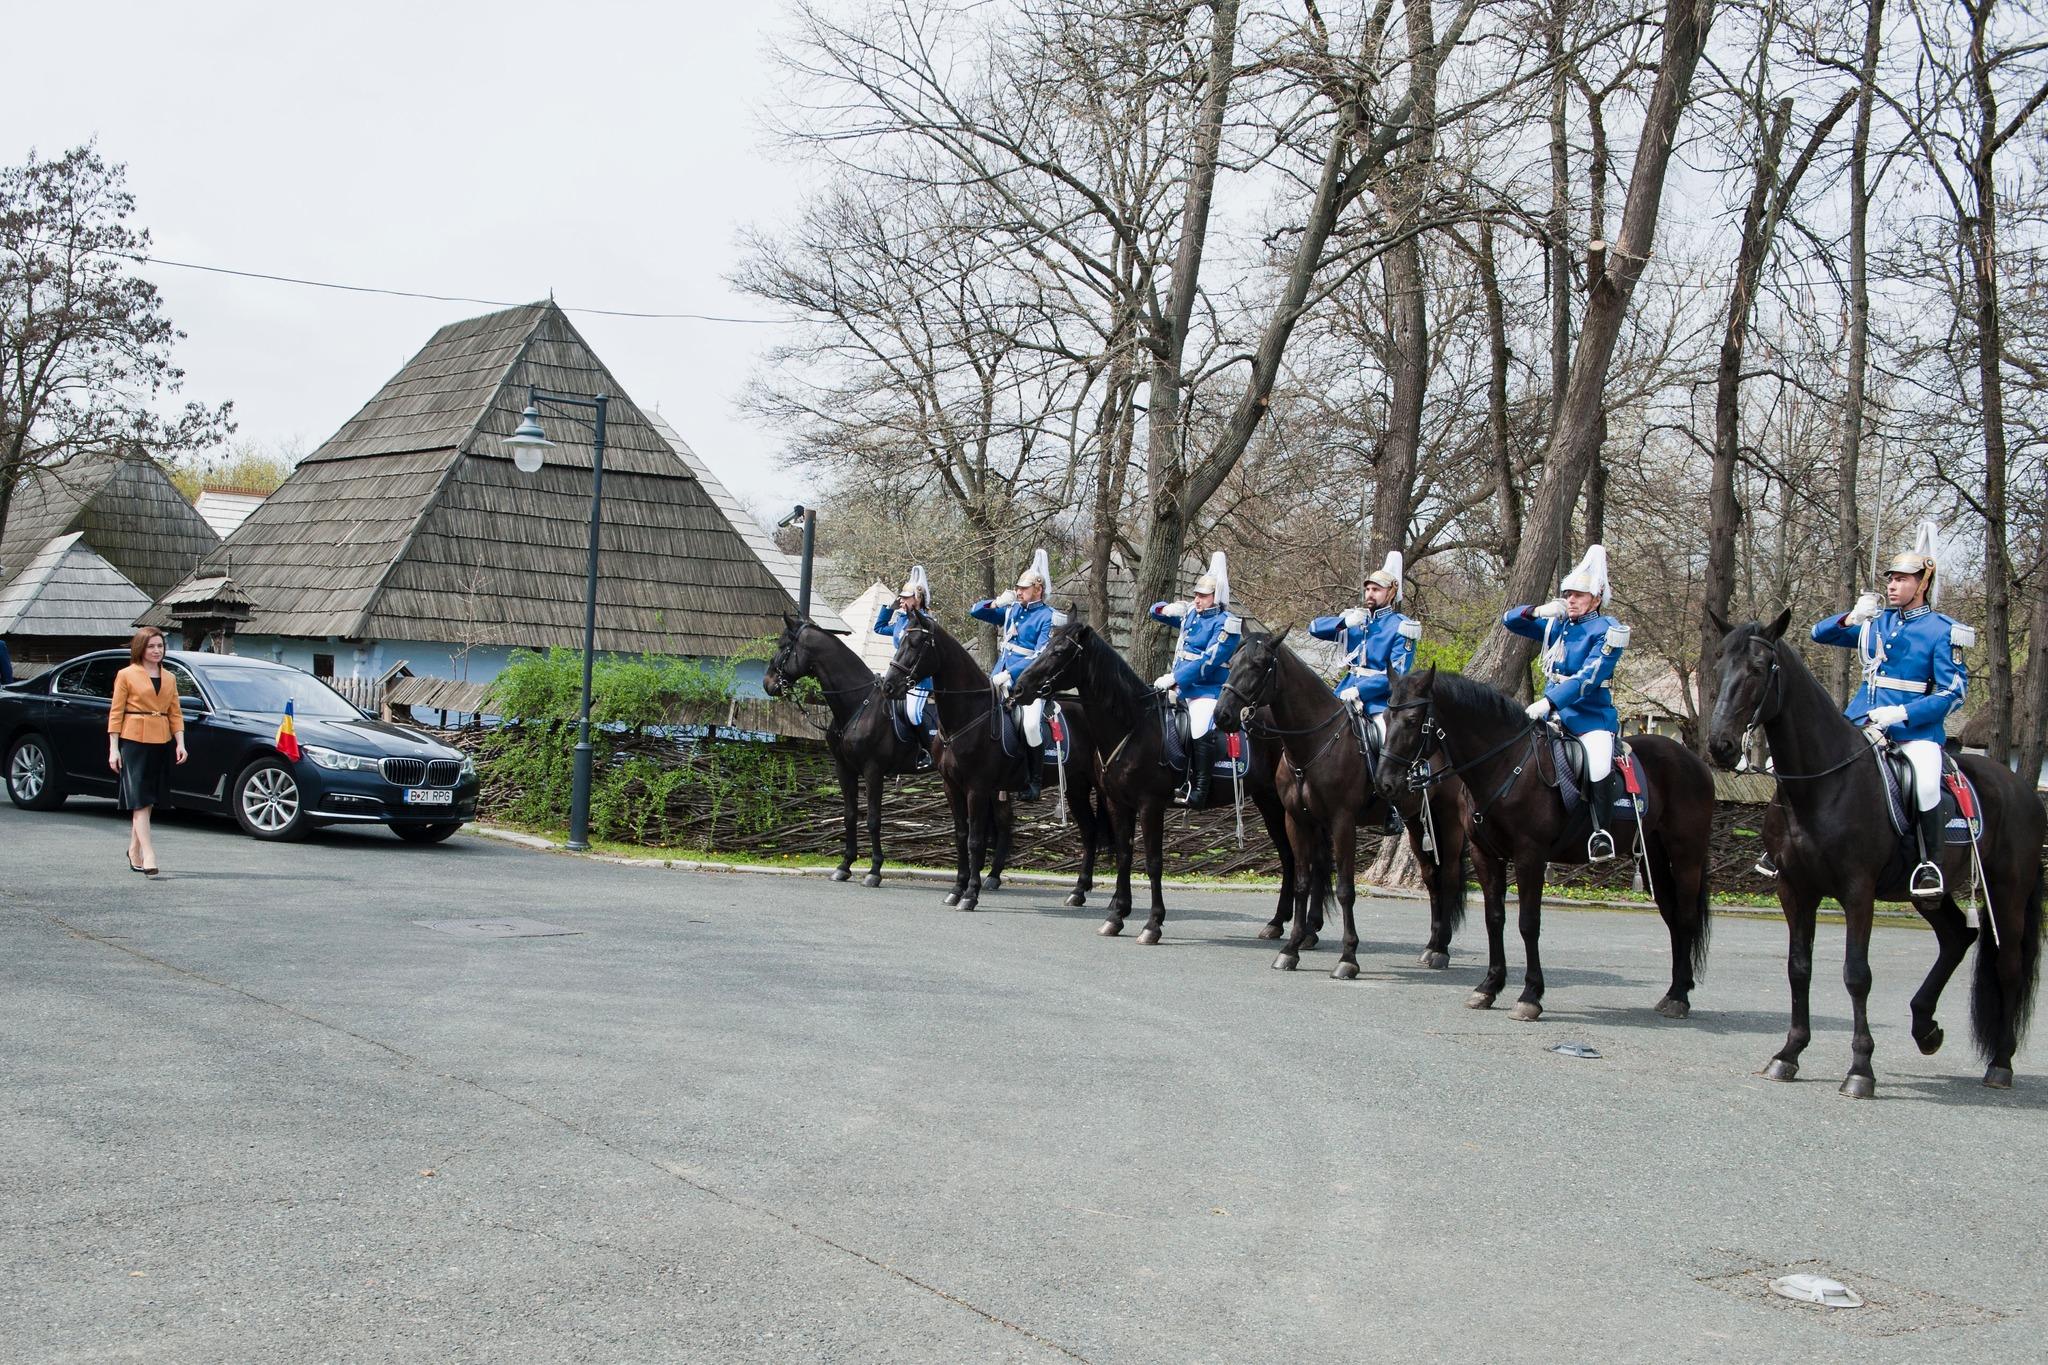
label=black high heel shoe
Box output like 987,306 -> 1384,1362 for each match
127,854 -> 145,873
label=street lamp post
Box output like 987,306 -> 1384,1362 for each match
502,388 -> 608,852
776,504 -> 817,618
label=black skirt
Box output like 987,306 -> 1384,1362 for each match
117,739 -> 173,811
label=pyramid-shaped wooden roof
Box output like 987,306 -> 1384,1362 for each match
165,302 -> 803,656
0,449 -> 220,602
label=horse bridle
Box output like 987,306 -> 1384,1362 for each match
1382,693 -> 1544,825
1738,635 -> 1877,783
1221,644 -> 1346,741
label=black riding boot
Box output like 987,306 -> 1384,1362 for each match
1910,806 -> 1946,897
1585,773 -> 1619,861
1186,733 -> 1216,808
1021,755 -> 1042,802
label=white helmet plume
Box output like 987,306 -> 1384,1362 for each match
1015,547 -> 1052,595
897,564 -> 931,607
1559,544 -> 1609,600
1191,550 -> 1230,606
1365,549 -> 1404,603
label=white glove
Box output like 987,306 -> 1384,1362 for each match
1846,593 -> 1882,625
1525,698 -> 1554,721
1866,704 -> 1908,729
1533,599 -> 1567,620
994,590 -> 1017,609
1153,673 -> 1177,692
1341,607 -> 1367,629
991,670 -> 1012,691
1156,600 -> 1189,619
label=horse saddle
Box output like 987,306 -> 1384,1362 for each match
1157,699 -> 1250,780
996,698 -> 1073,765
889,696 -> 936,745
1875,747 -> 1980,846
1538,731 -> 1649,831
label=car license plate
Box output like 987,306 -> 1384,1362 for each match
403,788 -> 453,806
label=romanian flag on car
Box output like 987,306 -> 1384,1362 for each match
275,699 -> 302,761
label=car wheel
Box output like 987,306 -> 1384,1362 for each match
392,821 -> 463,845
6,734 -> 65,811
232,757 -> 307,840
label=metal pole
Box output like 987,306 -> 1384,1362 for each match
568,394 -> 608,852
797,507 -> 817,618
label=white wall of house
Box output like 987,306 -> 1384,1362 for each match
175,632 -> 771,698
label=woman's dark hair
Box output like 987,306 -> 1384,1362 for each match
128,627 -> 165,664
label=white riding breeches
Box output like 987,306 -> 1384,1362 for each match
1370,712 -> 1387,744
1021,698 -> 1045,747
905,684 -> 928,725
1901,738 -> 1943,810
1187,696 -> 1219,739
1579,729 -> 1615,784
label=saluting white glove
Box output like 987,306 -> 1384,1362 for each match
1866,704 -> 1908,729
1156,600 -> 1189,619
1525,697 -> 1554,721
1846,593 -> 1882,626
1341,607 -> 1368,629
991,671 -> 1012,691
994,590 -> 1017,609
1153,673 -> 1177,692
1533,599 -> 1568,620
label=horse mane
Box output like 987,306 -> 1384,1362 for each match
1072,622 -> 1153,731
1425,669 -> 1531,731
913,610 -> 988,686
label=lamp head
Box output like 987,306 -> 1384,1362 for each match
504,405 -> 553,474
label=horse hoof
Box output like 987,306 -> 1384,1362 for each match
830,868 -> 852,883
957,898 -> 978,913
1655,997 -> 1690,1020
942,893 -> 959,908
1984,1066 -> 2014,1089
1420,951 -> 1449,970
1465,992 -> 1495,1010
1762,1058 -> 1798,1082
861,873 -> 882,889
1332,962 -> 1359,981
1915,1025 -> 1944,1056
1256,924 -> 1284,940
1098,920 -> 1122,937
984,875 -> 1002,892
1065,892 -> 1086,908
1839,1074 -> 1876,1100
1299,933 -> 1318,951
1273,954 -> 1299,972
1136,927 -> 1161,946
1510,1001 -> 1542,1022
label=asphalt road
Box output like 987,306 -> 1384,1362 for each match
3,800 -> 2042,1364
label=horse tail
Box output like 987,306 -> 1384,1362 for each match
1690,853 -> 1714,981
1972,861 -> 2045,1064
1438,843 -> 1469,933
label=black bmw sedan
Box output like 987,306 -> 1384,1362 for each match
1,650 -> 479,842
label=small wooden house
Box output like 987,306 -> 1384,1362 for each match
146,301 -> 829,687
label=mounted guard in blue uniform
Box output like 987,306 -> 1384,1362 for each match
969,548 -> 1059,800
1809,521 -> 1971,896
1502,543 -> 1631,859
873,564 -> 933,726
1309,550 -> 1421,833
1148,550 -> 1244,807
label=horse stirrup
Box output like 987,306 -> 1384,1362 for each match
1909,861 -> 1945,898
1587,828 -> 1617,861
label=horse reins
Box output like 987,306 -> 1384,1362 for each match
1382,696 -> 1541,826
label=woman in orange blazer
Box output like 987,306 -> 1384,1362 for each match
107,627 -> 187,876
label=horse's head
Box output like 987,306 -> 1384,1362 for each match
1013,621 -> 1088,705
882,610 -> 936,700
1705,607 -> 1791,770
762,613 -> 809,698
1216,626 -> 1287,735
1376,666 -> 1440,808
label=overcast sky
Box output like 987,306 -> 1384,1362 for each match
10,0 -> 817,519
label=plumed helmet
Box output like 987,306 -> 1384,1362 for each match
1559,544 -> 1610,600
1883,521 -> 1940,605
1364,549 -> 1404,602
1191,550 -> 1230,606
1015,547 -> 1052,594
897,564 -> 931,606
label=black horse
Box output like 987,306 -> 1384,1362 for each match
1213,628 -> 1469,978
880,610 -> 1104,913
1377,667 -> 1717,1021
1706,610 -> 2044,1093
1012,620 -> 1317,946
763,615 -> 934,886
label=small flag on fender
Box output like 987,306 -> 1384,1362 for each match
275,700 -> 302,761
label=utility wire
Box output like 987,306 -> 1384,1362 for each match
10,235 -> 790,325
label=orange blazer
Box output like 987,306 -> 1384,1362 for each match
108,664 -> 185,745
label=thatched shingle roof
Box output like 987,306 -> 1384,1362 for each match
0,532 -> 155,637
0,450 -> 220,601
157,302 -> 805,656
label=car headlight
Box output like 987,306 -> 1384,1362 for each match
304,745 -> 379,772
459,754 -> 477,779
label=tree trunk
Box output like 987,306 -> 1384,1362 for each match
1835,0 -> 1883,705
1467,0 -> 1718,690
1966,0 -> 2014,761
1476,220 -> 1521,567
2016,557 -> 2048,787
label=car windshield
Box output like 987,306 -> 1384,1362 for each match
201,667 -> 362,719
